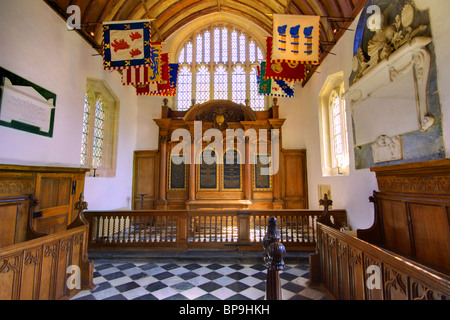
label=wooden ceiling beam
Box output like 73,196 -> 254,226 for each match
93,0 -> 127,44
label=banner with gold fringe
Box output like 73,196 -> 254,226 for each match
102,19 -> 151,70
135,53 -> 170,95
145,63 -> 180,96
121,42 -> 163,86
272,14 -> 320,65
265,37 -> 306,82
258,62 -> 295,98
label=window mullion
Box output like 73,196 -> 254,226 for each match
228,27 -> 232,100
191,37 -> 197,105
209,26 -> 214,100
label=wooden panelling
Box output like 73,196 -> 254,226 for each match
408,203 -> 450,270
359,160 -> 450,273
0,197 -> 31,248
0,165 -> 88,235
379,199 -> 412,257
0,225 -> 94,300
312,223 -> 450,300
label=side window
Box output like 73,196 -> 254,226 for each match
80,79 -> 119,177
319,73 -> 350,176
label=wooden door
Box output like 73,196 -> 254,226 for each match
132,151 -> 158,209
33,173 -> 74,234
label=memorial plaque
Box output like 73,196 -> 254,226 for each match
0,67 -> 56,137
199,151 -> 218,190
254,154 -> 272,190
223,150 -> 241,190
169,155 -> 186,190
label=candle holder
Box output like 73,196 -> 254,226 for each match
91,168 -> 98,177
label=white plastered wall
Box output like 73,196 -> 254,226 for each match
0,0 -> 139,210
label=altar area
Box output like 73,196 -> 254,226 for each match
132,99 -> 308,211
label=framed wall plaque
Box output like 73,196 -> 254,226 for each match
169,155 -> 187,190
0,67 -> 56,137
253,154 -> 272,191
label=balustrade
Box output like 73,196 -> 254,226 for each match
84,209 -> 346,251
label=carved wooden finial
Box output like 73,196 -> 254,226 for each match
319,193 -> 333,212
318,194 -> 336,228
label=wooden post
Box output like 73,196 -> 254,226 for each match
189,137 -> 196,201
263,217 -> 286,300
244,136 -> 252,200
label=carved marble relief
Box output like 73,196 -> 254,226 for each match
348,0 -> 445,169
372,135 -> 402,163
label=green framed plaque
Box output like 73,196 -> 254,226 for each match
0,67 -> 56,137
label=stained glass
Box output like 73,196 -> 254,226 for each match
329,90 -> 346,168
239,33 -> 246,63
196,34 -> 203,64
214,28 -> 221,64
250,67 -> 264,111
176,25 -> 265,111
222,28 -> 228,63
92,98 -> 104,167
257,47 -> 263,62
186,42 -> 193,64
204,30 -> 211,64
231,30 -> 238,64
178,47 -> 185,64
232,66 -> 246,105
80,94 -> 90,165
249,41 -> 256,63
214,66 -> 228,100
177,66 -> 192,110
196,66 -> 210,104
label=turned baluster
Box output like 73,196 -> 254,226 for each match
263,217 -> 286,300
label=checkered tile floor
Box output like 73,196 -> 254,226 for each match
71,261 -> 330,301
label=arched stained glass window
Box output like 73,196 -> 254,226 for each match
214,66 -> 228,100
177,25 -> 266,111
196,66 -> 210,104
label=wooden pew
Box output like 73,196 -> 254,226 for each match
309,160 -> 450,300
0,194 -> 94,300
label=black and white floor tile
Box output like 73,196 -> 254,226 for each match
71,261 -> 330,301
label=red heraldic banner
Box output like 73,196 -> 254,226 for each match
265,37 -> 305,82
102,20 -> 151,70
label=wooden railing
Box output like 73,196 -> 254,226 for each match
310,222 -> 450,300
84,209 -> 347,251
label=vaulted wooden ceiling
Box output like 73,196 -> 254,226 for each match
44,0 -> 367,83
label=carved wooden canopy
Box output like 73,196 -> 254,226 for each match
154,99 -> 285,137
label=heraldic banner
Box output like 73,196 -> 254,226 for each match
258,62 -> 295,98
103,19 -> 151,70
272,14 -> 320,65
121,42 -> 163,86
265,37 -> 305,82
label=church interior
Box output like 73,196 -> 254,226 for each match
0,0 -> 449,303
